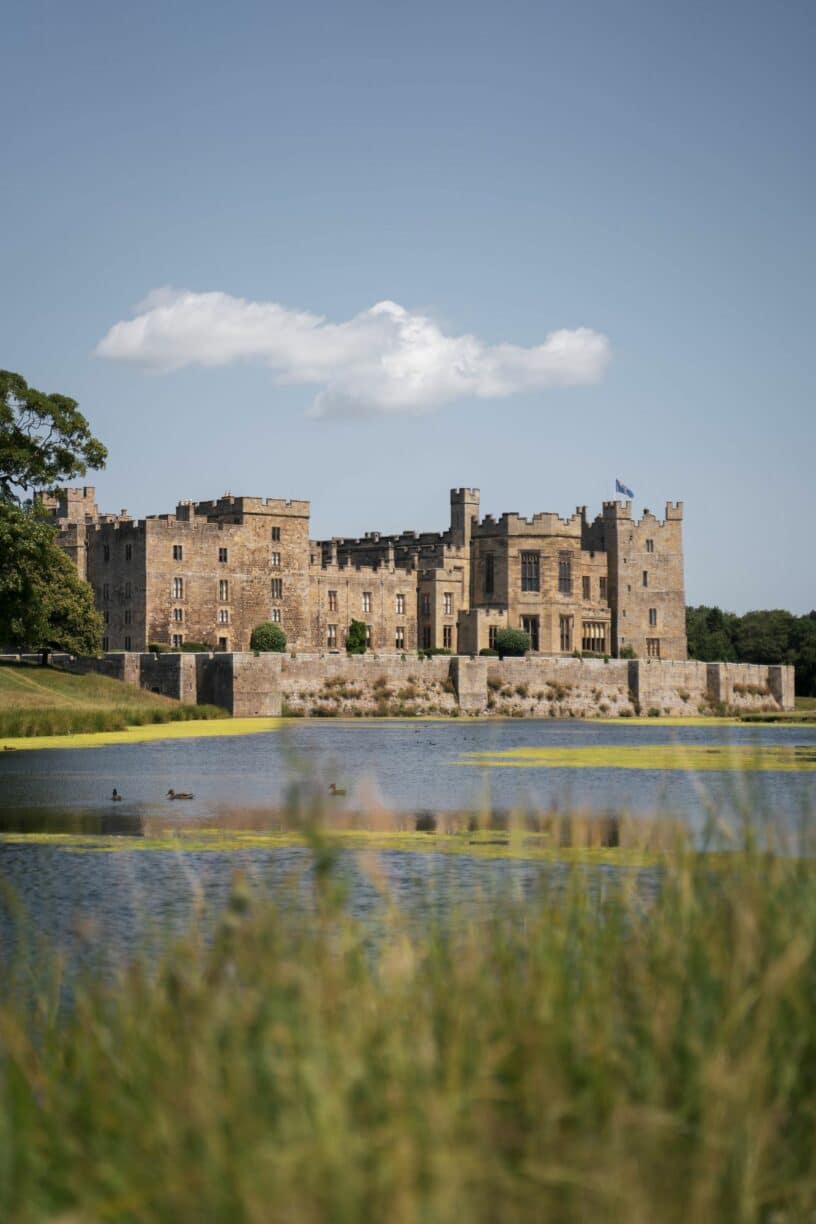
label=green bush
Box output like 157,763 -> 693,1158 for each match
479,647 -> 499,656
619,645 -> 637,659
179,642 -> 214,653
418,648 -> 452,657
250,623 -> 287,653
148,642 -> 170,654
494,628 -> 530,658
346,620 -> 367,655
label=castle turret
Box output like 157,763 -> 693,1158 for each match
449,488 -> 480,549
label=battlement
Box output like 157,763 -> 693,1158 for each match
473,509 -> 583,536
190,494 -> 311,520
450,487 -> 480,500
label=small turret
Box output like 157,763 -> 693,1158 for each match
449,487 -> 480,548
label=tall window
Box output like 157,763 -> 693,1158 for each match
645,539 -> 654,553
124,636 -> 132,651
124,609 -> 132,625
599,576 -> 608,600
582,575 -> 590,600
363,591 -> 372,613
559,615 -> 572,652
327,625 -> 338,648
103,545 -> 110,562
172,634 -> 183,648
443,592 -> 453,615
395,626 -> 405,649
328,590 -> 338,612
646,638 -> 661,658
172,544 -> 183,561
271,608 -> 281,623
366,624 -> 372,647
271,578 -> 282,599
219,579 -> 229,601
125,544 -> 132,561
521,616 -> 539,651
484,552 -> 494,595
649,608 -> 657,627
271,526 -> 281,541
521,552 -> 540,592
488,625 -> 498,649
422,626 -> 431,650
421,593 -> 430,616
124,581 -> 132,599
173,607 -> 183,622
442,625 -> 452,649
642,571 -> 648,587
271,552 -> 281,568
581,622 -> 607,653
558,553 -> 572,595
396,593 -> 405,615
219,547 -> 228,563
102,637 -> 109,651
173,577 -> 183,599
219,609 -> 229,624
103,583 -> 110,600
104,610 -> 109,624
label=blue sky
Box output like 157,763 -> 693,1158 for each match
2,0 -> 813,612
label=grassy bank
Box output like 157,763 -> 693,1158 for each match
0,662 -> 225,737
2,833 -> 816,1220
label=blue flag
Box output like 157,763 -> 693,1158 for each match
615,478 -> 634,499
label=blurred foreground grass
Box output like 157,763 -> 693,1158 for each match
2,821 -> 816,1221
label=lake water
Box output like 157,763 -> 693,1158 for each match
1,719 -> 814,979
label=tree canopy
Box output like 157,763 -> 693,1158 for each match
0,369 -> 107,503
494,627 -> 530,658
346,619 -> 367,654
250,623 -> 287,653
687,605 -> 816,696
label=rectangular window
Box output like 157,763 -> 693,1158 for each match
582,575 -> 590,600
521,551 -> 540,592
219,608 -> 229,624
558,553 -> 572,595
599,576 -> 607,600
271,552 -> 281,568
645,539 -> 654,553
173,607 -> 183,623
559,615 -> 572,652
642,571 -> 648,587
363,591 -> 372,613
173,577 -> 183,599
124,609 -> 132,625
271,578 -> 282,600
219,579 -> 229,601
103,544 -> 110,562
219,547 -> 228,563
103,583 -> 110,600
172,634 -> 183,648
104,610 -> 110,625
125,544 -> 132,561
366,624 -> 372,647
396,593 -> 405,615
271,608 -> 281,623
172,544 -> 183,561
327,625 -> 338,648
422,626 -> 431,650
649,607 -> 657,627
102,636 -> 109,651
442,625 -> 452,650
218,637 -> 228,651
271,526 -> 281,542
124,581 -> 132,599
421,593 -> 430,617
581,621 -> 607,654
396,626 -> 405,649
521,615 -> 539,651
328,590 -> 338,612
443,592 -> 453,616
488,625 -> 498,650
484,552 -> 494,595
647,638 -> 661,658
124,635 -> 132,651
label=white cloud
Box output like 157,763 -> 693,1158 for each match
95,288 -> 611,417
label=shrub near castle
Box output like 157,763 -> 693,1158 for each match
346,619 -> 367,655
494,628 -> 530,658
250,623 -> 287,653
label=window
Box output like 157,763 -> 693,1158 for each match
422,626 -> 431,649
271,526 -> 281,542
645,539 -> 654,553
124,635 -> 132,651
173,577 -> 183,599
173,607 -> 183,623
642,571 -> 648,588
363,591 -> 372,614
271,608 -> 281,623
271,578 -> 282,600
484,552 -> 494,595
488,625 -> 498,650
124,581 -> 132,599
396,593 -> 405,615
366,624 -> 372,647
271,552 -> 281,568
442,625 -> 452,649
649,608 -> 657,627
104,610 -> 110,624
328,590 -> 338,612
327,625 -> 338,648
172,544 -> 183,561
219,579 -> 229,601
219,608 -> 229,624
443,592 -> 453,616
599,576 -> 608,600
103,583 -> 110,600
421,593 -> 430,617
124,609 -> 132,625
396,626 -> 405,649
522,615 -> 539,651
172,634 -> 183,648
581,621 -> 607,654
647,638 -> 661,658
125,544 -> 132,561
102,636 -> 109,651
559,615 -> 572,652
103,545 -> 110,562
582,575 -> 591,600
219,547 -> 228,563
521,551 -> 540,592
558,553 -> 572,595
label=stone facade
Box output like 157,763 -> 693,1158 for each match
42,485 -> 688,660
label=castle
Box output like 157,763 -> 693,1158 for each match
42,486 -> 688,660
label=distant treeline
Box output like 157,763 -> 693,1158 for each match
686,606 -> 816,696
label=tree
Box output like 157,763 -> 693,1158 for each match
250,623 -> 287,652
0,369 -> 107,502
346,619 -> 367,654
0,502 -> 103,653
494,627 -> 530,658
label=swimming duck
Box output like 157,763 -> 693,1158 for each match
167,789 -> 195,800
328,783 -> 347,797
111,788 -> 122,801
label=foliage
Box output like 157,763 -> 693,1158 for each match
0,503 -> 102,653
619,644 -> 637,659
250,623 -> 287,653
2,833 -> 816,1219
687,605 -> 816,696
346,619 -> 367,654
179,642 -> 214,653
418,647 -> 453,657
0,368 -> 107,503
479,647 -> 499,656
494,627 -> 530,658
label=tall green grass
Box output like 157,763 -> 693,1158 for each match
2,830 -> 816,1220
0,702 -> 227,738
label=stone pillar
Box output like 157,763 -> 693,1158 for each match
450,656 -> 487,713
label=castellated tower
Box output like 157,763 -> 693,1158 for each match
449,488 -> 480,549
602,500 -> 686,660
